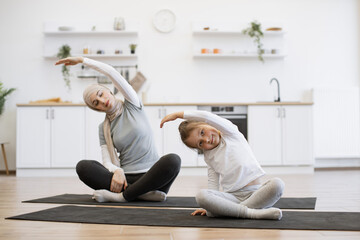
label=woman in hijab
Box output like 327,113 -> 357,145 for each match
55,57 -> 181,202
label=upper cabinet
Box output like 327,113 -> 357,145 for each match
192,21 -> 286,59
43,21 -> 139,60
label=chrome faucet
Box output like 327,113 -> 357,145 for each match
270,78 -> 281,102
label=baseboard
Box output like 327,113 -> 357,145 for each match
262,166 -> 314,174
179,167 -> 207,176
16,168 -> 77,177
315,167 -> 360,171
315,158 -> 360,168
16,165 -> 316,177
179,166 -> 314,176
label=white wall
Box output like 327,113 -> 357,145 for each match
0,0 -> 359,170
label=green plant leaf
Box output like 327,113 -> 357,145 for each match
242,20 -> 265,63
57,45 -> 72,90
0,82 -> 16,115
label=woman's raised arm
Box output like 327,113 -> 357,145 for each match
56,57 -> 140,107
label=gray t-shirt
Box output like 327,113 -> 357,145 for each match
99,100 -> 159,173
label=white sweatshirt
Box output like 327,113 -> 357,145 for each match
183,110 -> 265,192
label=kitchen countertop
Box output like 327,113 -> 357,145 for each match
17,103 -> 86,106
144,102 -> 313,106
17,101 -> 313,107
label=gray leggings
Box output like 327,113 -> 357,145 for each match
196,177 -> 285,217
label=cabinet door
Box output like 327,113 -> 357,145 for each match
282,106 -> 313,165
162,106 -> 198,167
144,106 -> 164,156
50,107 -> 85,168
85,108 -> 105,162
16,107 -> 51,168
248,106 -> 282,165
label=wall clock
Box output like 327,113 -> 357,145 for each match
153,9 -> 176,33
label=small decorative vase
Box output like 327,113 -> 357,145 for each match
113,17 -> 125,30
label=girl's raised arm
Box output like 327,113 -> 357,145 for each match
160,111 -> 184,128
183,110 -> 238,135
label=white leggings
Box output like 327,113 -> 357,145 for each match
196,177 -> 285,217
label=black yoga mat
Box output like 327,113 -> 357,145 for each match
7,205 -> 360,231
23,194 -> 316,209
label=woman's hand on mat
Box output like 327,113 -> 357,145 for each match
191,209 -> 207,216
111,168 -> 128,193
160,112 -> 184,128
55,57 -> 84,66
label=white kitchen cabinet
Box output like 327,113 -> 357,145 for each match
16,107 -> 51,168
16,106 -> 85,172
281,106 -> 313,165
248,105 -> 313,166
144,105 -> 199,166
84,108 -> 106,161
248,106 -> 282,165
143,106 -> 164,156
51,107 -> 85,167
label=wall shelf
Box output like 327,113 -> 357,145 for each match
193,30 -> 286,36
43,30 -> 138,36
43,21 -> 139,61
192,21 -> 286,60
193,53 -> 286,59
44,54 -> 138,59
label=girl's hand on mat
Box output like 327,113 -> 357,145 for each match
191,209 -> 207,216
111,169 -> 128,193
160,112 -> 184,128
55,57 -> 84,66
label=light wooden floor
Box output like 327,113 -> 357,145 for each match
1,169 -> 360,240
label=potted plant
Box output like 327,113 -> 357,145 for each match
56,44 -> 72,89
129,44 -> 137,54
0,82 -> 16,116
242,21 -> 264,62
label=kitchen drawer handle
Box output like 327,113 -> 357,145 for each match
162,108 -> 166,118
46,109 -> 49,119
51,109 -> 55,119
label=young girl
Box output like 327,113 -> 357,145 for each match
55,57 -> 181,203
160,110 -> 284,220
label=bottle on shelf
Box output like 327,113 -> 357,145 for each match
83,45 -> 91,54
